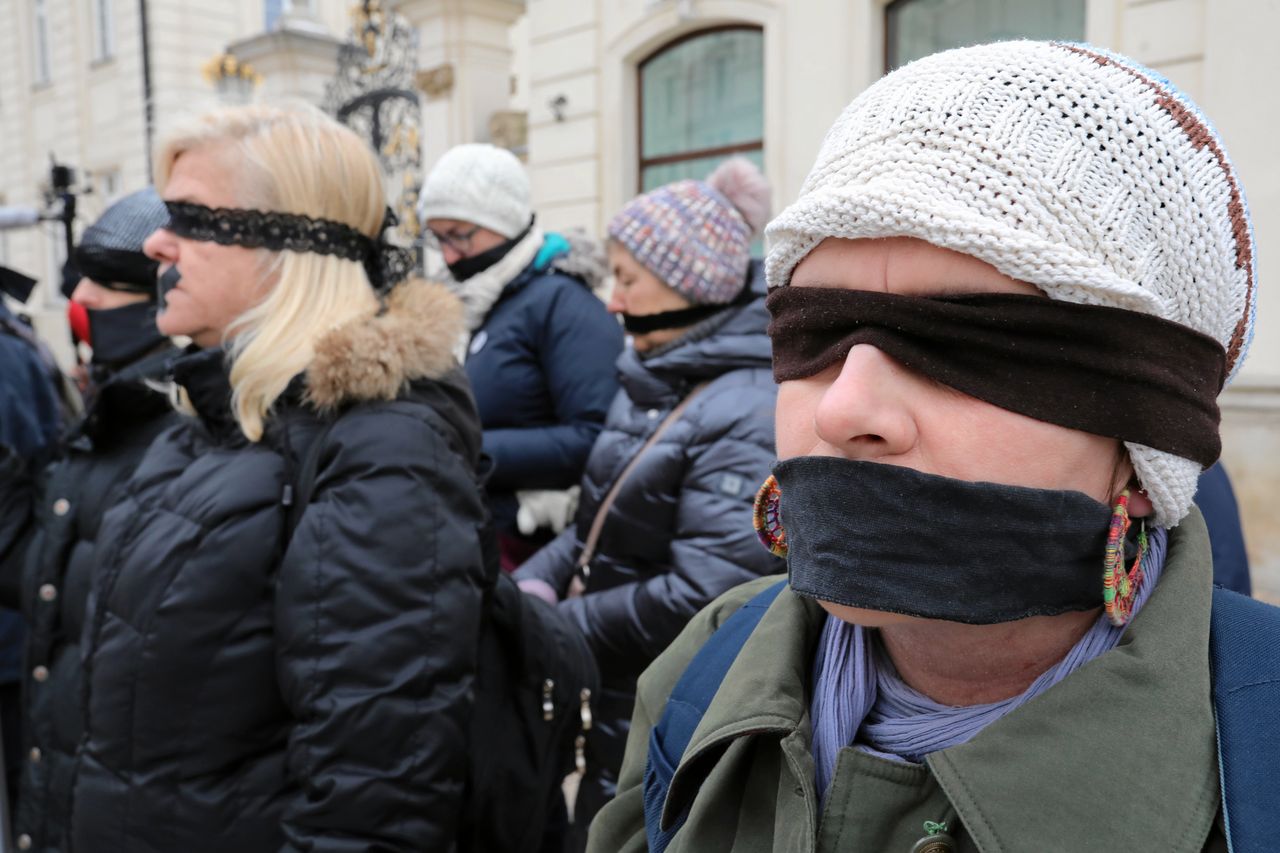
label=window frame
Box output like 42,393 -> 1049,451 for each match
883,0 -> 1086,73
636,24 -> 765,193
33,0 -> 52,86
92,0 -> 115,62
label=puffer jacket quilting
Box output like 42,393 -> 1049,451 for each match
0,356 -> 179,853
70,280 -> 490,853
514,260 -> 783,818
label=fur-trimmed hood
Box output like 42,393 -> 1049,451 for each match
306,278 -> 464,410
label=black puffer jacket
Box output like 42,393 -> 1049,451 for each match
514,262 -> 782,820
0,350 -> 179,853
71,281 -> 489,853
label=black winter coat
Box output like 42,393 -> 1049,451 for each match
71,281 -> 489,853
0,302 -> 64,688
0,350 -> 179,853
514,262 -> 782,820
465,235 -> 622,533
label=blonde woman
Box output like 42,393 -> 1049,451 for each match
71,105 -> 488,852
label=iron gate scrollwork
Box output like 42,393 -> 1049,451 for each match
324,1 -> 424,269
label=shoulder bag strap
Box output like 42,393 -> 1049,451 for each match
643,579 -> 787,853
574,381 -> 710,577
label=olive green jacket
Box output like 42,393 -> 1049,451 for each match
589,510 -> 1228,852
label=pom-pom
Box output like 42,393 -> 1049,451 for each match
706,157 -> 772,235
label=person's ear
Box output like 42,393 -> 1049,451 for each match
1128,486 -> 1154,519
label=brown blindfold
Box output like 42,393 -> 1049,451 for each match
766,287 -> 1227,466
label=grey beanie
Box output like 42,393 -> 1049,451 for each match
74,187 -> 168,295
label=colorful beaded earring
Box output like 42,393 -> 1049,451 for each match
753,475 -> 788,558
1102,489 -> 1147,626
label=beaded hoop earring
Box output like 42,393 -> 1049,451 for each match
1102,489 -> 1147,626
753,475 -> 788,558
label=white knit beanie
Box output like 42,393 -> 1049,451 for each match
418,143 -> 532,239
766,41 -> 1258,527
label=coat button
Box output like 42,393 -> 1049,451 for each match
647,409 -> 660,419
17,834 -> 31,849
29,747 -> 41,763
910,832 -> 956,853
39,584 -> 57,602
52,498 -> 70,516
32,665 -> 49,682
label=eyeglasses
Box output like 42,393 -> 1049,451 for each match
424,223 -> 482,254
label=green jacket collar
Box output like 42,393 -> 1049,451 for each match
929,511 -> 1219,852
666,512 -> 1219,851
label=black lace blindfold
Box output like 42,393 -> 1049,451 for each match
163,201 -> 416,292
766,286 -> 1227,467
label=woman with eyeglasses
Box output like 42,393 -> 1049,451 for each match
68,104 -> 490,852
419,144 -> 623,569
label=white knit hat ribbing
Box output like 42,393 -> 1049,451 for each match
765,41 -> 1258,527
418,143 -> 532,239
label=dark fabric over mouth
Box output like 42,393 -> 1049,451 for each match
774,456 -> 1140,624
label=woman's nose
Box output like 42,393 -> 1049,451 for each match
605,290 -> 625,314
142,228 -> 176,264
813,344 -> 919,460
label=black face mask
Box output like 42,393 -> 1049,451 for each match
772,456 -> 1138,624
621,304 -> 727,335
622,275 -> 756,335
80,301 -> 167,367
446,219 -> 534,282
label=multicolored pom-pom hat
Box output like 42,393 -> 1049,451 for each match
765,40 -> 1257,528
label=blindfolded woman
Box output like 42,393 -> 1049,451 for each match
72,104 -> 489,852
590,41 -> 1270,853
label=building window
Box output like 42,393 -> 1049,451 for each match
266,0 -> 315,30
97,168 -> 121,203
886,0 -> 1085,71
33,0 -> 52,85
92,0 -> 115,61
638,26 -> 764,192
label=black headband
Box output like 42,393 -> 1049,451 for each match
163,201 -> 416,292
766,287 -> 1227,466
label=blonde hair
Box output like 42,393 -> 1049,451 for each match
155,103 -> 385,441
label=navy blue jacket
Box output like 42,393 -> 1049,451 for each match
465,236 -> 623,532
1195,461 -> 1251,595
0,301 -> 63,685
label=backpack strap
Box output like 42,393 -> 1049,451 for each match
1210,586 -> 1280,852
281,419 -> 336,544
644,579 -> 787,853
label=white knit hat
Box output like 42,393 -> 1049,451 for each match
417,143 -> 532,239
766,41 -> 1258,527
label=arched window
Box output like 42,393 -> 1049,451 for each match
886,0 -> 1085,71
638,26 -> 764,192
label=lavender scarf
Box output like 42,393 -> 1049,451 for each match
810,527 -> 1169,798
